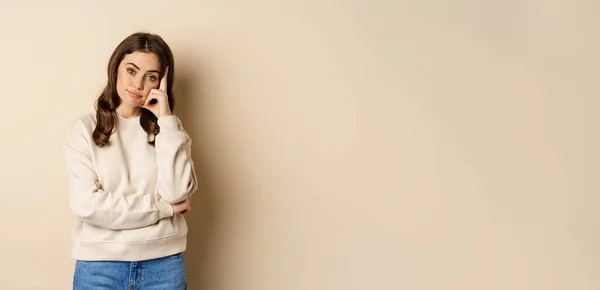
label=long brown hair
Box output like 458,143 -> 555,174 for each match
92,32 -> 175,147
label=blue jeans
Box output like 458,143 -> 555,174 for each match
73,253 -> 187,290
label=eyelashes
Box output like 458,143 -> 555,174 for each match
126,67 -> 158,82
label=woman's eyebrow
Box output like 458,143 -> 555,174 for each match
125,62 -> 140,70
125,62 -> 159,74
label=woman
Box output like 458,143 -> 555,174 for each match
64,32 -> 197,289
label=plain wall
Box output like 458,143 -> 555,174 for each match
0,0 -> 597,289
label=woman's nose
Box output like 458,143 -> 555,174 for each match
132,77 -> 144,89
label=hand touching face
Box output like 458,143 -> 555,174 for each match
116,52 -> 165,112
141,66 -> 172,118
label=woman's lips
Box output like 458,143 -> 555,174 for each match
127,90 -> 142,98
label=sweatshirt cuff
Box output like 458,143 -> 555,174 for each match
156,198 -> 174,220
157,115 -> 181,131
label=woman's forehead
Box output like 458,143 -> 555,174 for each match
122,52 -> 160,71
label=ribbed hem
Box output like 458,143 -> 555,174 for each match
72,231 -> 187,262
156,198 -> 174,220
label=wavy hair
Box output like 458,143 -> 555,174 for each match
92,32 -> 175,147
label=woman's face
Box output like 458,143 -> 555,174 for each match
116,51 -> 162,108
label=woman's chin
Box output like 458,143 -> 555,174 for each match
118,100 -> 144,110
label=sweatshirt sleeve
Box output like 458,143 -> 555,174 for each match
64,118 -> 174,230
155,115 -> 198,204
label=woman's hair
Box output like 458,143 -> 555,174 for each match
92,32 -> 175,147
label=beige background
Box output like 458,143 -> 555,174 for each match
0,0 -> 597,289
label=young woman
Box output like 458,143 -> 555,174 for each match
64,32 -> 197,289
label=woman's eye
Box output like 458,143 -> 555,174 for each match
127,68 -> 135,75
147,75 -> 157,81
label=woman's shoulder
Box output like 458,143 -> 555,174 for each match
65,112 -> 97,139
69,112 -> 96,128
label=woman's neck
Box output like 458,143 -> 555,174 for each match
116,105 -> 141,119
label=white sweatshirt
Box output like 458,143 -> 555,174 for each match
63,113 -> 198,261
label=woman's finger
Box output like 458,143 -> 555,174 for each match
159,66 -> 169,92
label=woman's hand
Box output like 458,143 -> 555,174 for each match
172,197 -> 191,215
142,66 -> 172,118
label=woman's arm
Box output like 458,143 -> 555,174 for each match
64,119 -> 174,230
154,115 -> 198,204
